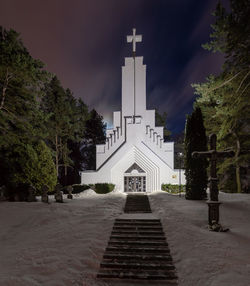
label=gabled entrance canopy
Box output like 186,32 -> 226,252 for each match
125,163 -> 145,174
124,163 -> 146,192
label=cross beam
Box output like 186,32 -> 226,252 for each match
192,134 -> 234,227
127,28 -> 142,57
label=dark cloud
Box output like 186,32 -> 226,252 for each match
0,0 -> 227,134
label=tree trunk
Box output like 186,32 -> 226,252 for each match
0,68 -> 11,110
234,132 -> 241,193
55,134 -> 59,177
0,86 -> 7,110
64,164 -> 67,186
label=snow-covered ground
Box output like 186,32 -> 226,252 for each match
0,191 -> 249,286
149,191 -> 250,286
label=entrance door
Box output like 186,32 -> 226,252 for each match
124,176 -> 146,192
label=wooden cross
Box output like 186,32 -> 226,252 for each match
192,134 -> 234,226
127,28 -> 142,57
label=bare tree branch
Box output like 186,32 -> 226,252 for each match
236,70 -> 250,93
204,71 -> 242,95
0,68 -> 14,110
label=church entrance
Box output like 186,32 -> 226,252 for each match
124,163 -> 146,192
124,176 -> 146,192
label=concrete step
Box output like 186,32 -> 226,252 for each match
115,219 -> 160,222
108,240 -> 168,246
97,198 -> 177,282
103,253 -> 173,261
114,221 -> 161,226
100,261 -> 175,270
124,194 -> 152,214
113,226 -> 163,230
123,210 -> 152,213
97,269 -> 177,280
110,235 -> 165,240
124,202 -> 150,204
112,231 -> 165,235
106,246 -> 170,253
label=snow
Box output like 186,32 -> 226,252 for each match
0,191 -> 250,286
149,191 -> 250,286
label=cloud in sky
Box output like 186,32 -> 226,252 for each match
0,0 -> 227,134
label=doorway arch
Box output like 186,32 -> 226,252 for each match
124,163 -> 146,192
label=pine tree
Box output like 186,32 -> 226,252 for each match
65,98 -> 89,184
61,98 -> 89,185
0,27 -> 51,194
184,107 -> 208,200
192,0 -> 250,193
1,140 -> 56,194
41,79 -> 90,185
0,27 -> 48,148
42,77 -> 75,178
82,109 -> 106,170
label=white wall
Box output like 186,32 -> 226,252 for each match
81,55 -> 186,191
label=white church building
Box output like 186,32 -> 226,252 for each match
81,29 -> 186,192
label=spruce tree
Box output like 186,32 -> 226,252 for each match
34,141 -> 57,193
1,141 -> 56,194
61,98 -> 89,185
184,107 -> 208,200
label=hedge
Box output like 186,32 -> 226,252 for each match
94,183 -> 115,194
63,183 -> 115,194
161,183 -> 185,194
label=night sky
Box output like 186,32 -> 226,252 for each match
0,0 -> 228,134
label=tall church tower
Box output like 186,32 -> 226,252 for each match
81,29 -> 186,192
122,28 -> 146,118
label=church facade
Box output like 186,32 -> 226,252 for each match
81,29 -> 185,192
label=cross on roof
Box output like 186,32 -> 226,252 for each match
127,28 -> 142,57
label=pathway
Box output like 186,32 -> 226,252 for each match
97,194 -> 178,284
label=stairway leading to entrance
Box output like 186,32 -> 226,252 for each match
124,194 -> 151,213
97,194 -> 178,284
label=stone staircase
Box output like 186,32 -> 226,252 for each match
97,195 -> 178,283
124,194 -> 152,213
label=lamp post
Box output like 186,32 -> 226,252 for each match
178,152 -> 183,197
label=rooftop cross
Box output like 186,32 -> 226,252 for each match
127,28 -> 142,57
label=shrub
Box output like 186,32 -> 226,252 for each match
61,183 -> 115,195
94,183 -> 115,194
5,141 -> 57,196
161,183 -> 185,194
71,184 -> 91,194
